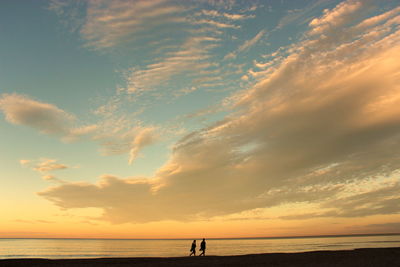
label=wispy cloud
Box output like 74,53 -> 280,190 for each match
192,19 -> 240,29
33,159 -> 68,173
224,29 -> 266,59
42,175 -> 58,181
94,122 -> 160,165
94,123 -> 159,165
47,0 -> 85,32
238,29 -> 266,52
276,0 -> 329,29
20,158 -> 69,182
39,2 -> 400,223
200,9 -> 255,20
124,36 -> 219,93
48,0 -> 251,100
0,94 -> 158,164
80,0 -> 186,50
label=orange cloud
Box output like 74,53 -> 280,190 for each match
33,159 -> 68,173
39,2 -> 400,223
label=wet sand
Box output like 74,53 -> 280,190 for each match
1,247 -> 399,266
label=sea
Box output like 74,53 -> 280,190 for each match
0,234 -> 399,259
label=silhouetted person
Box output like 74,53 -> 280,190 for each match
189,240 -> 196,256
199,238 -> 206,256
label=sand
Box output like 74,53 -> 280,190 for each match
0,247 -> 399,266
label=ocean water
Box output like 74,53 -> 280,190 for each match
0,235 -> 399,259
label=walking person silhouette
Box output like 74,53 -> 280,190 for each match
189,240 -> 196,256
199,238 -> 206,256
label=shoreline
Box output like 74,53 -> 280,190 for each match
1,247 -> 399,266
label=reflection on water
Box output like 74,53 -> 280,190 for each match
0,235 -> 399,259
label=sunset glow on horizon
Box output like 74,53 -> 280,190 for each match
1,0 -> 400,239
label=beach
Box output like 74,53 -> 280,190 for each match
1,247 -> 399,267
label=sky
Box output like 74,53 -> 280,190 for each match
0,0 -> 400,239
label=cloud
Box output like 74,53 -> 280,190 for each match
42,175 -> 57,181
224,29 -> 266,60
49,0 -> 244,97
206,0 -> 236,10
94,125 -> 160,165
192,19 -> 239,29
93,119 -> 160,164
40,2 -> 400,223
94,120 -> 160,165
47,0 -> 85,33
308,0 -> 364,35
276,0 -> 329,29
241,75 -> 249,81
223,51 -> 236,60
0,93 -> 98,142
20,158 -> 69,182
238,29 -> 266,52
91,111 -> 159,164
33,159 -> 68,173
321,181 -> 400,218
173,86 -> 198,98
124,36 -> 219,93
200,9 -> 255,20
0,94 -> 75,136
277,177 -> 400,220
19,159 -> 31,166
80,0 -> 186,50
0,93 -> 157,164
128,127 -> 159,164
355,6 -> 400,30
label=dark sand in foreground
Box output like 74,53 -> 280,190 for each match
1,247 -> 399,267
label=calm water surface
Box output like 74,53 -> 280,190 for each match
0,235 -> 399,259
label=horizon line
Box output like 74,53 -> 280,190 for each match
1,232 -> 400,240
